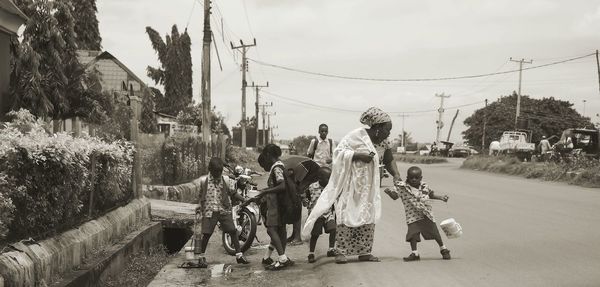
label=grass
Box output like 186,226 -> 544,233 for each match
101,245 -> 171,287
461,156 -> 600,188
393,153 -> 448,164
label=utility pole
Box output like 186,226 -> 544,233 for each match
435,93 -> 451,143
267,111 -> 276,144
481,99 -> 488,152
510,57 -> 533,130
231,39 -> 256,148
259,102 -> 273,146
249,81 -> 269,147
583,99 -> 587,117
446,109 -> 459,142
200,0 -> 212,145
596,50 -> 600,96
399,114 -> 407,148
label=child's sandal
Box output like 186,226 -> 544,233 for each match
358,254 -> 380,262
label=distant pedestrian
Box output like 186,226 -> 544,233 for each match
193,157 -> 250,268
489,141 -> 500,156
386,166 -> 451,261
539,136 -> 551,154
303,167 -> 338,263
307,124 -> 334,168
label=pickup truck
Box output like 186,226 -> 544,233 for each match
498,131 -> 535,161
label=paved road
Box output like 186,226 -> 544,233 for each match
149,159 -> 600,287
316,159 -> 600,287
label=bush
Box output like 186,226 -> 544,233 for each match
226,145 -> 261,171
0,110 -> 133,242
393,154 -> 448,164
141,135 -> 223,185
462,155 -> 600,188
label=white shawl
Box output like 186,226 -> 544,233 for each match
302,128 -> 381,239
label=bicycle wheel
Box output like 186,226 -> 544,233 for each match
222,208 -> 257,255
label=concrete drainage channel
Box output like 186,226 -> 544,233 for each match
162,227 -> 193,255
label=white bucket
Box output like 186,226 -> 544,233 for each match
440,218 -> 462,239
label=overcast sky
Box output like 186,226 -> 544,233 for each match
97,0 -> 600,143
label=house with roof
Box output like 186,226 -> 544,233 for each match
74,50 -> 196,137
48,50 -> 152,134
0,0 -> 26,118
77,50 -> 147,103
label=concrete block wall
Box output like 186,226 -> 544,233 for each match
143,179 -> 202,204
0,198 -> 151,287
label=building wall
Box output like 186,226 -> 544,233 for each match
96,59 -> 141,92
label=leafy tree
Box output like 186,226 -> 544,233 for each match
177,102 -> 202,130
146,25 -> 193,116
140,88 -> 158,133
291,135 -> 313,156
10,0 -> 69,118
9,0 -> 96,123
463,93 -> 593,148
176,102 -> 230,136
71,0 -> 102,50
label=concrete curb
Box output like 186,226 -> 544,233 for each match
0,198 -> 151,287
52,221 -> 162,287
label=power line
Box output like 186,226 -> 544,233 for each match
185,0 -> 198,30
239,0 -> 268,81
261,90 -> 483,114
248,52 -> 596,82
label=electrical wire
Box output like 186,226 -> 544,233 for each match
185,0 -> 198,30
248,53 -> 596,82
261,90 -> 484,114
238,0 -> 268,82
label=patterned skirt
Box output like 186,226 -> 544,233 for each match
336,224 -> 375,256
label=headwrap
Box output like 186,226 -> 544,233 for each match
359,107 -> 392,127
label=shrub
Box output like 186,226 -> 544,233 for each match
393,154 -> 448,164
462,155 -> 600,188
226,145 -> 261,171
141,135 -> 223,185
0,109 -> 133,242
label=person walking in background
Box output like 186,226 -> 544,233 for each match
307,124 -> 334,168
303,107 -> 394,264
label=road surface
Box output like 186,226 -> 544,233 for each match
318,159 -> 600,287
149,158 -> 600,287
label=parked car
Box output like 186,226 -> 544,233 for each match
498,131 -> 535,161
448,144 -> 471,157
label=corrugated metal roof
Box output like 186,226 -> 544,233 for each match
0,0 -> 27,20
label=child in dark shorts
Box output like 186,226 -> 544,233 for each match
386,166 -> 451,261
303,167 -> 338,263
252,144 -> 294,271
193,158 -> 249,267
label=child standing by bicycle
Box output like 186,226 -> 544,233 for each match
193,157 -> 250,268
251,144 -> 295,271
303,167 -> 338,263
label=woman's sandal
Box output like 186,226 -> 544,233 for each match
335,254 -> 348,264
358,254 -> 380,262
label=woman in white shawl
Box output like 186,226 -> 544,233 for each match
302,107 -> 396,264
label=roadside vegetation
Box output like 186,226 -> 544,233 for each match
393,154 -> 448,164
101,245 -> 171,287
462,156 -> 600,188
